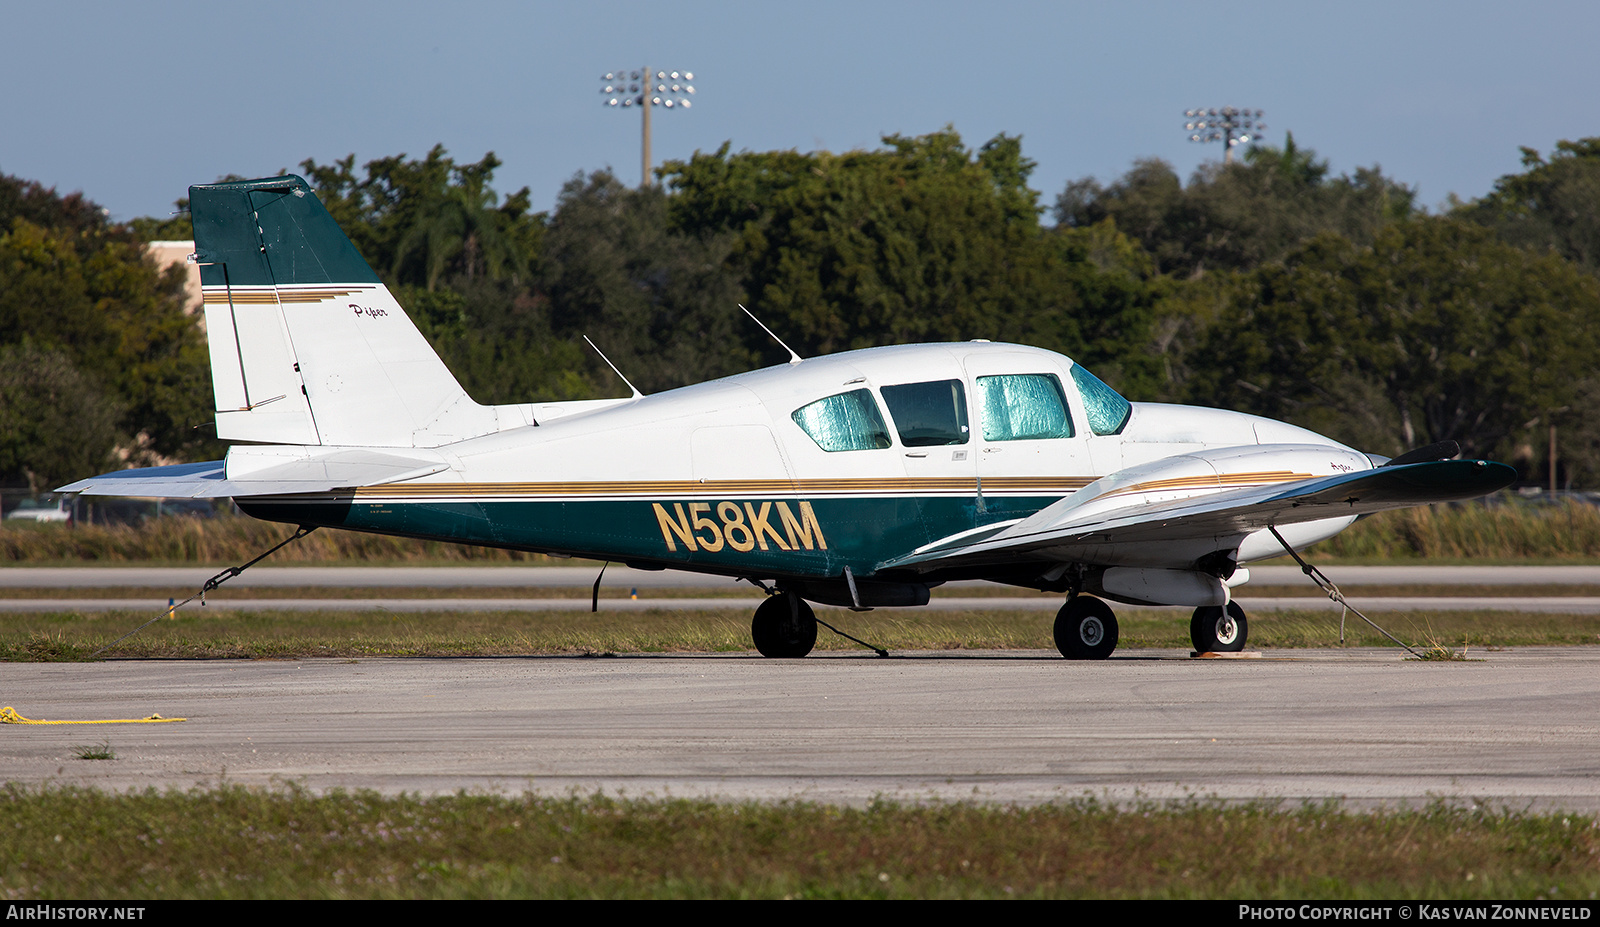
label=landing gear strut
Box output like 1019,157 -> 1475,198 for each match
752,593 -> 818,658
1191,601 -> 1249,653
1053,595 -> 1119,660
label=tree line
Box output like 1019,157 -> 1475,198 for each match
3,129 -> 1598,491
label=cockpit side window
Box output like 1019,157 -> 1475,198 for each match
879,379 -> 970,447
791,389 -> 893,452
977,374 -> 1075,441
1069,364 -> 1133,435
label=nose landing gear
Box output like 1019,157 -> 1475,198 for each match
1191,601 -> 1249,654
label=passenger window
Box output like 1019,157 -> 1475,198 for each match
1069,364 -> 1133,435
791,389 -> 893,452
977,374 -> 1075,441
880,379 -> 970,447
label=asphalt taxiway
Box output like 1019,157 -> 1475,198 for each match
6,647 -> 1600,809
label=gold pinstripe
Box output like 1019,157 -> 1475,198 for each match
346,476 -> 1099,500
1092,470 -> 1314,501
242,470 -> 1322,506
202,286 -> 371,305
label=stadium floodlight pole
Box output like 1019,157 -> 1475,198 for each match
601,67 -> 695,188
1184,107 -> 1266,164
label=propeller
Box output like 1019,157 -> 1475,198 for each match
1382,440 -> 1462,467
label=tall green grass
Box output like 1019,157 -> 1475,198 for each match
7,607 -> 1600,661
1309,500 -> 1600,562
5,498 -> 1600,564
3,787 -> 1596,899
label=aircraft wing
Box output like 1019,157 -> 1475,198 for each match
56,449 -> 449,499
882,458 -> 1518,573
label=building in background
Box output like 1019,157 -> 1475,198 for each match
144,240 -> 203,321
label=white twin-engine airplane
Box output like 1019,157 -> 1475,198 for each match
62,175 -> 1516,659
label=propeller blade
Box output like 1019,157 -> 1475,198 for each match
1383,440 -> 1461,467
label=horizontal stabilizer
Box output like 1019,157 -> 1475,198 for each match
57,448 -> 448,499
57,461 -> 231,499
223,447 -> 448,486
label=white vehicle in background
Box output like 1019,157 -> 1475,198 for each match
4,495 -> 73,524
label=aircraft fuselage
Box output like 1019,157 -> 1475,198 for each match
236,341 -> 1357,600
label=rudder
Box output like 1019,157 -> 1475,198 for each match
191,175 -> 500,448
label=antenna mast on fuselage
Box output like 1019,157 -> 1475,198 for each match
582,336 -> 644,399
739,304 -> 803,365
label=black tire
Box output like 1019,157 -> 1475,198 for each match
1053,596 -> 1119,660
1191,601 -> 1248,653
752,593 -> 818,658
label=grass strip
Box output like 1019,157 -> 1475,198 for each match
2,786 -> 1597,899
4,607 -> 1600,661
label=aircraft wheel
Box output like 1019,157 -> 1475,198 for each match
1054,595 -> 1118,660
752,593 -> 818,658
1191,602 -> 1249,653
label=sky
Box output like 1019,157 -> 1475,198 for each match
4,1 -> 1599,224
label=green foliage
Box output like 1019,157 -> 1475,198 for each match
7,598 -> 1600,662
128,202 -> 193,242
1063,135 -> 1600,481
0,343 -> 122,491
3,787 -> 1599,898
1058,134 -> 1418,278
0,174 -> 112,239
299,149 -> 611,401
1185,218 -> 1600,460
1463,138 -> 1600,275
301,147 -> 543,292
293,135 -> 1165,402
540,171 -> 751,392
395,279 -> 594,404
71,741 -> 115,761
0,173 -> 213,487
664,129 -> 1163,394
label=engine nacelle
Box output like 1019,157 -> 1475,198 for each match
1236,516 -> 1358,563
1013,443 -> 1374,572
1096,567 -> 1228,607
1054,443 -> 1373,527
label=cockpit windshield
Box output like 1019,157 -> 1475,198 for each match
1069,364 -> 1132,435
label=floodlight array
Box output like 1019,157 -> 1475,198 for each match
1183,107 -> 1267,162
600,66 -> 698,188
601,69 -> 695,109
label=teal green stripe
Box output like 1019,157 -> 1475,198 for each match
238,495 -> 1057,579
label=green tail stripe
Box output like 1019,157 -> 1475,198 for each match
190,175 -> 380,288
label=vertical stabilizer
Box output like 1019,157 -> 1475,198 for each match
191,175 -> 500,447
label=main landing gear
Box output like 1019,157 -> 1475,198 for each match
1190,602 -> 1249,654
751,592 -> 818,658
1053,595 -> 1119,660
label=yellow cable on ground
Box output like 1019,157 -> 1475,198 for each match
1,706 -> 186,725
